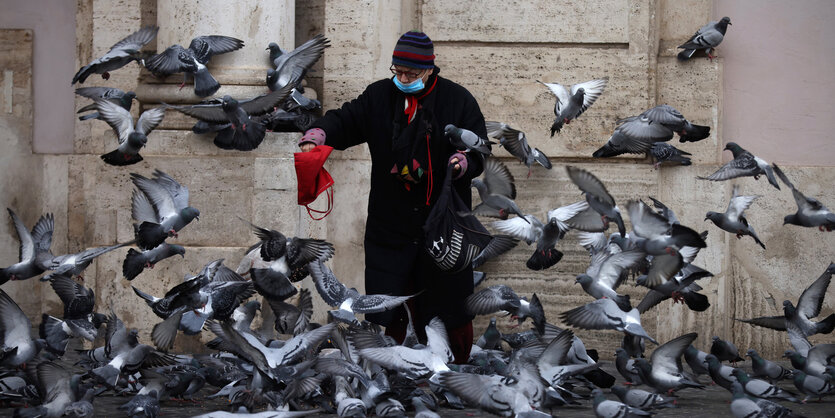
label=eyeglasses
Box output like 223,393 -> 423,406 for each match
390,65 -> 424,80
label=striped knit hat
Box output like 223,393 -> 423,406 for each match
392,31 -> 435,69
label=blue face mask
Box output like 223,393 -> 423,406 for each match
392,75 -> 425,94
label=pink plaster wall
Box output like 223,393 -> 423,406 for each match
717,0 -> 835,166
0,0 -> 76,154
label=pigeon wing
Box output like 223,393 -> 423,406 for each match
145,44 -> 188,76
136,107 -> 166,136
796,266 -> 833,319
482,158 -> 516,199
238,83 -> 296,116
308,259 -> 348,307
700,153 -> 759,181
567,166 -> 615,207
571,77 -> 608,114
465,285 -> 521,315
537,81 -> 571,116
352,294 -> 412,314
150,170 -> 190,212
735,316 -> 787,331
651,332 -> 698,375
628,200 -> 671,239
491,216 -> 541,244
95,100 -> 135,144
7,209 -> 34,263
190,35 -> 244,57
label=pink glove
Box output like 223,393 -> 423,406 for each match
299,128 -> 326,147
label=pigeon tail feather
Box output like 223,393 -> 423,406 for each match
101,149 -> 143,166
525,249 -> 563,271
678,124 -> 711,142
193,67 -> 221,98
682,292 -> 710,312
122,248 -> 145,281
135,221 -> 167,250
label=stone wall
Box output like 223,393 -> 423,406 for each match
0,0 -> 832,358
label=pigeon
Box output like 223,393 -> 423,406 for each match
244,222 -> 334,302
465,285 -> 546,333
1,209 -> 54,284
130,170 -> 200,250
773,164 -> 835,231
784,344 -> 835,380
122,243 -> 186,281
267,287 -> 313,336
444,124 -> 493,156
145,35 -> 244,97
593,105 -> 710,158
565,166 -> 626,237
490,200 -> 588,270
72,25 -> 158,84
678,17 -> 732,61
485,121 -> 552,176
437,370 -> 534,416
705,185 -> 766,249
731,369 -> 799,403
628,199 -> 707,259
41,241 -> 129,282
650,142 -> 692,168
560,298 -> 658,344
469,158 -> 525,220
266,34 -> 330,92
0,288 -> 42,368
118,390 -> 160,417
39,275 -> 101,354
308,259 -> 411,325
356,317 -> 453,378
631,333 -> 704,394
684,345 -> 710,377
698,142 -> 780,190
13,362 -> 85,418
92,312 -> 176,387
642,104 -> 711,143
167,84 -> 295,151
791,371 -> 835,403
475,317 -> 501,350
615,348 -> 644,385
574,248 -> 644,311
537,328 -> 602,391
736,263 -> 835,354
728,381 -> 764,418
610,385 -> 675,410
94,99 -> 166,165
537,78 -> 608,136
746,349 -> 793,383
703,354 -> 737,390
590,388 -> 652,418
710,336 -> 744,365
74,86 -> 135,121
636,263 -> 713,313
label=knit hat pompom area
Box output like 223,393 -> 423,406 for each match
392,31 -> 435,69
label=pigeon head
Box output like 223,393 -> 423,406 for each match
574,274 -> 593,286
127,132 -> 147,149
717,17 -> 732,33
171,244 -> 186,257
745,348 -> 757,357
122,91 -> 137,105
704,211 -> 721,223
828,263 -> 835,275
782,214 -> 800,226
266,42 -> 283,61
243,300 -> 261,313
590,388 -> 606,404
444,124 -> 459,137
220,96 -> 238,112
610,385 -> 627,398
731,368 -> 749,381
723,142 -> 745,157
181,206 -> 200,223
783,300 -> 796,316
703,354 -> 720,367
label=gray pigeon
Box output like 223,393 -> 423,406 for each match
631,333 -> 704,393
784,344 -> 835,379
565,166 -> 626,237
791,371 -> 835,403
0,288 -> 42,368
705,185 -> 765,249
560,298 -> 658,344
470,158 -> 525,220
684,345 -> 710,377
465,285 -> 545,333
537,78 -> 608,136
650,142 -> 692,168
438,370 -> 534,416
574,248 -> 644,311
615,348 -> 643,385
13,362 -> 85,418
92,312 -> 175,387
75,86 -> 135,121
266,34 -> 330,92
444,124 -> 493,156
268,287 -> 313,335
122,243 -> 186,281
641,105 -> 711,142
710,335 -> 744,365
698,142 -> 780,190
356,317 -> 453,378
774,164 -> 835,231
537,329 -> 602,390
636,263 -> 713,313
678,17 -> 731,61
145,35 -> 244,97
1,209 -> 54,284
95,99 -> 165,166
704,353 -> 737,391
118,390 -> 160,417
130,170 -> 200,250
746,349 -> 792,383
628,199 -> 707,259
72,25 -> 158,84
471,234 -> 520,270
476,317 -> 501,349
42,241 -> 129,282
39,275 -> 101,354
168,84 -> 295,151
485,121 -> 552,176
610,385 -> 675,410
593,105 -> 709,158
591,388 -> 652,418
728,382 -> 763,418
731,369 -> 799,403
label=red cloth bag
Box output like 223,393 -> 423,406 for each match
294,145 -> 334,220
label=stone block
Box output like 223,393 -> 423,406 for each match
254,158 -> 296,191
141,130 -> 300,158
423,0 -> 630,44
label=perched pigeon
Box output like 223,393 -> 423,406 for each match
485,121 -> 552,176
537,78 -> 608,136
266,34 -> 330,92
684,345 -> 710,377
565,166 -> 626,237
784,344 -> 835,380
650,142 -> 692,168
130,170 -> 200,250
610,385 -> 675,410
1,209 -> 54,284
168,84 -> 295,151
731,369 -> 799,403
791,371 -> 835,403
72,25 -> 158,84
615,348 -> 643,385
710,336 -> 744,365
122,243 -> 186,281
698,142 -> 780,190
0,288 -> 42,368
705,185 -> 766,249
469,158 -> 524,220
746,349 -> 793,383
561,298 -> 658,344
591,388 -> 651,418
145,35 -> 244,97
75,86 -> 135,121
631,333 -> 704,394
118,390 -> 160,418
490,200 -> 588,270
728,382 -> 763,418
445,124 -> 493,156
703,354 -> 737,391
678,17 -> 732,61
774,164 -> 835,231
95,99 -> 166,165
465,285 -> 546,333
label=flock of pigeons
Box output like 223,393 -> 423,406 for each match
0,13 -> 832,418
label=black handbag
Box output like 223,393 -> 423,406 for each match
423,164 -> 492,273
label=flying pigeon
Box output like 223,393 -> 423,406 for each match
0,288 -> 42,368
773,164 -> 835,231
42,241 -> 129,282
268,287 -> 313,336
705,185 -> 766,249
630,332 -> 704,394
75,87 -> 135,121
130,170 -> 200,250
560,298 -> 658,344
1,209 -> 54,284
92,312 -> 177,387
445,124 -> 493,156
167,84 -> 295,151
95,99 -> 165,166
574,248 -> 644,311
565,166 -> 626,237
593,105 -> 710,158
437,370 -> 534,416
39,274 -> 102,354
650,142 -> 692,168
266,34 -> 330,92
627,200 -> 706,273
72,25 -> 158,84
537,78 -> 608,136
145,35 -> 244,97
465,285 -> 546,333
678,17 -> 732,61
636,263 -> 713,312
122,243 -> 186,281
469,158 -> 525,220
641,104 -> 711,143
12,362 -> 90,418
698,142 -> 780,189
485,121 -> 552,176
